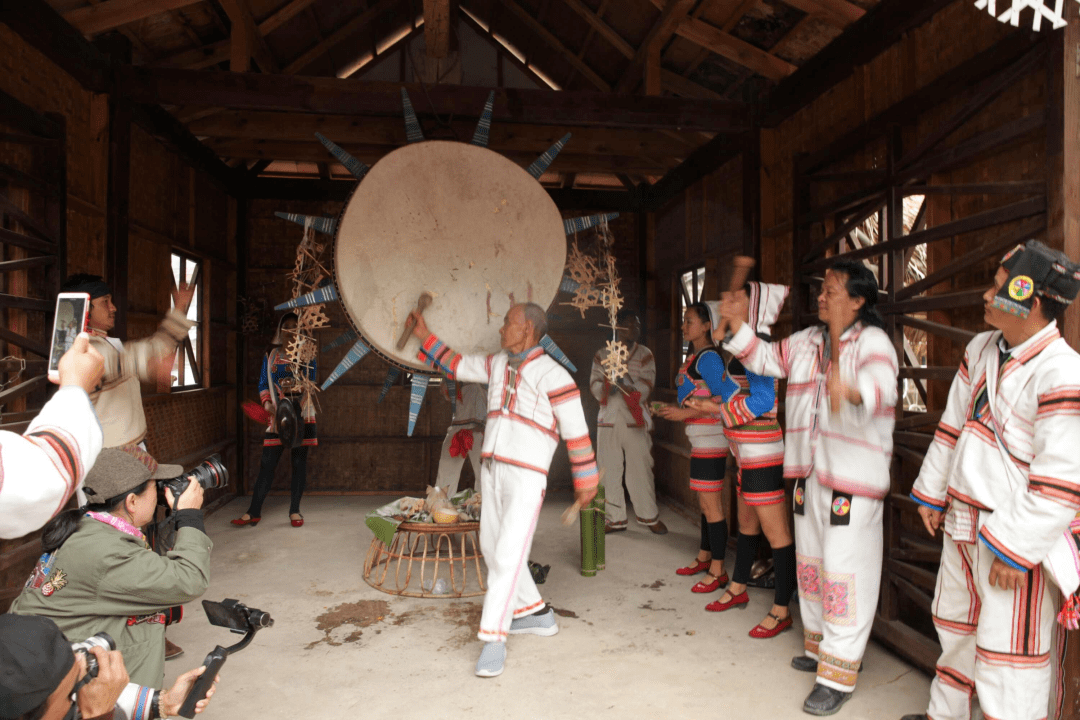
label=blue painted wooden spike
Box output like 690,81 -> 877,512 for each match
377,367 -> 401,404
407,374 -> 430,437
401,88 -> 424,144
273,283 -> 339,311
446,378 -> 457,417
323,329 -> 358,351
540,334 -> 577,373
320,338 -> 371,390
275,212 -> 337,235
315,133 -> 370,181
560,275 -> 582,294
471,91 -> 495,147
526,133 -> 571,179
564,212 -> 619,236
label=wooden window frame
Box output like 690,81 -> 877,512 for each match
170,250 -> 203,391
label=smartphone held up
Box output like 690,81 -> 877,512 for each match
48,292 -> 90,383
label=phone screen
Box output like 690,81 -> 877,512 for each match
49,296 -> 88,374
202,600 -> 247,632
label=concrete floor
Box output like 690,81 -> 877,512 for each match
164,495 -> 929,719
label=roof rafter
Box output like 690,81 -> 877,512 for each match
781,0 -> 865,28
422,0 -> 456,58
676,16 -> 796,81
219,0 -> 279,72
458,6 -> 565,90
615,0 -> 694,93
673,0 -> 752,79
562,0 -> 613,87
282,0 -> 403,74
259,0 -> 321,36
64,0 -> 204,36
490,0 -> 612,91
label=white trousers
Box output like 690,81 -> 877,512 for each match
435,429 -> 484,496
795,472 -> 883,692
926,527 -> 1057,720
597,423 -> 658,526
477,460 -> 547,643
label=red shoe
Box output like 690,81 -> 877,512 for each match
691,573 -> 728,593
706,590 -> 749,612
291,514 -> 304,528
231,516 -> 259,526
749,613 -> 794,638
676,559 -> 710,576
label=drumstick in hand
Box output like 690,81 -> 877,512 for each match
829,319 -> 842,413
716,256 -> 756,340
563,469 -> 605,526
396,292 -> 433,350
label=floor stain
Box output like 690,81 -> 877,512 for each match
639,601 -> 675,612
551,607 -> 579,619
305,600 -> 391,649
641,580 -> 665,590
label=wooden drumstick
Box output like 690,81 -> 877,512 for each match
563,469 -> 605,526
716,256 -> 756,339
395,292 -> 433,350
829,318 -> 842,413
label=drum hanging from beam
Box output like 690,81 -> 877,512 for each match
333,140 -> 568,374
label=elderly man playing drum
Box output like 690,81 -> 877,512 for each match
410,302 -> 599,678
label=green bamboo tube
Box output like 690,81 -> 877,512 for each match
580,497 -> 596,577
595,485 -> 606,571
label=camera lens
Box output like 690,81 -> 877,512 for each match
70,633 -> 115,678
190,454 -> 229,490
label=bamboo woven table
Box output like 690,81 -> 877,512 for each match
363,521 -> 486,598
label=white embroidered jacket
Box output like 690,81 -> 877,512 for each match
911,322 -> 1080,588
420,335 -> 599,490
725,320 -> 898,499
0,387 -> 102,539
590,343 -> 656,429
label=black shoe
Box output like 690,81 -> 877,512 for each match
791,655 -> 818,672
803,684 -> 852,716
899,716 -> 927,720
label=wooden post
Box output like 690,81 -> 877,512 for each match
235,197 -> 249,496
791,153 -> 810,332
1046,9 -> 1080,718
102,35 -> 132,341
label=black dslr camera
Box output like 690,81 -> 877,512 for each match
157,454 -> 228,500
177,600 -> 273,718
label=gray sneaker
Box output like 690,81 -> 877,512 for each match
509,608 -> 559,636
475,642 -> 506,678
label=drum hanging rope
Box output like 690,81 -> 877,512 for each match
396,292 -> 433,350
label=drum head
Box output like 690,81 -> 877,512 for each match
334,141 -> 567,372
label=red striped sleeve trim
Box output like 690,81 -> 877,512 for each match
1029,475 -> 1080,508
979,527 -> 1034,569
911,488 -> 947,511
975,646 -> 1049,668
934,422 -> 961,449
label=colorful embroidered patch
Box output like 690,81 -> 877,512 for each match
831,497 -> 851,516
41,569 -> 67,597
796,554 -> 823,602
822,571 -> 857,627
1008,275 -> 1034,301
794,487 -> 805,505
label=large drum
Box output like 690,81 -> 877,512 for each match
333,140 -> 567,373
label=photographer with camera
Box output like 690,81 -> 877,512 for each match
0,615 -> 219,720
9,446 -> 212,689
0,334 -> 105,539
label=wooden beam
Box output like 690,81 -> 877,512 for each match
671,0 -> 753,79
616,0 -> 694,93
423,0 -> 454,58
259,0 -> 321,36
117,66 -> 751,131
191,112 -> 694,157
561,0 -> 613,87
248,177 -> 642,210
64,0 -> 204,36
219,0 -> 279,72
214,140 -> 674,174
661,69 -> 723,99
282,0 -> 401,75
493,0 -> 611,91
558,0 -> 633,58
0,0 -> 113,92
761,0 -> 958,128
675,17 -> 796,82
155,39 -> 231,69
780,0 -> 865,28
643,131 -> 747,210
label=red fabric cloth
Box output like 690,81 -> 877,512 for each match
242,400 -> 271,425
625,391 -> 644,426
449,428 -> 474,458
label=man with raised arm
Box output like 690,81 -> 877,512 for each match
719,260 -> 898,716
409,302 -> 598,679
901,241 -> 1080,720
